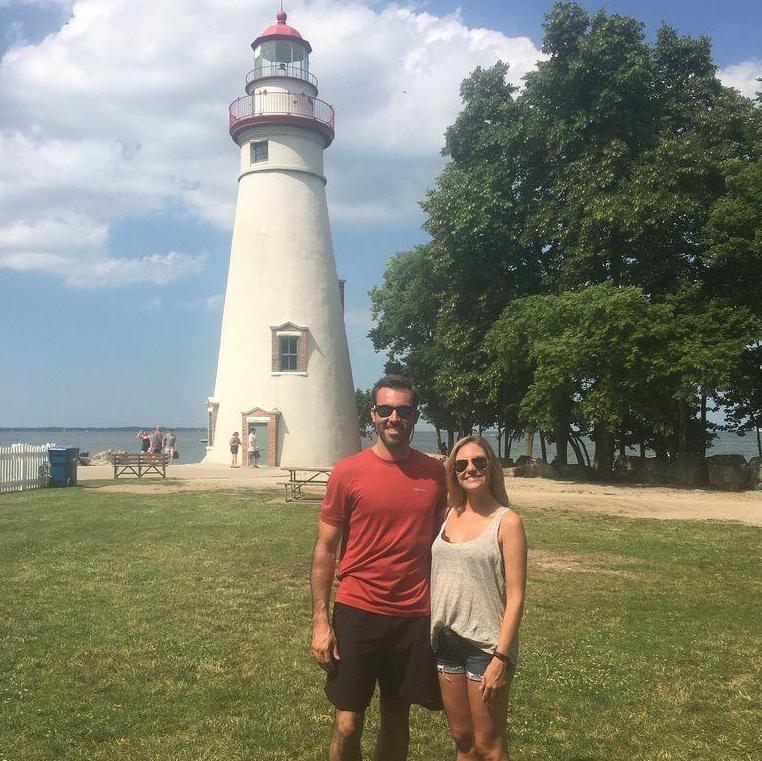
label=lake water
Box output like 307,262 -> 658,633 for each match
1,427 -> 758,464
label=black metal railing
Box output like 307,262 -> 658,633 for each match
246,64 -> 318,88
229,91 -> 335,130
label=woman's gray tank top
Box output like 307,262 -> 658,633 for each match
430,506 -> 519,664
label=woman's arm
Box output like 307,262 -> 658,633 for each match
479,510 -> 527,702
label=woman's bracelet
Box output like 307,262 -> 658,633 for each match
492,650 -> 511,664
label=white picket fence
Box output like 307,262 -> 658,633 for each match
0,443 -> 54,493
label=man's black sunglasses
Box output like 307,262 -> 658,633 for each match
373,404 -> 417,420
453,456 -> 489,473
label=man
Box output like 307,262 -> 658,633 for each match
311,374 -> 447,761
149,426 -> 162,454
163,429 -> 177,462
248,430 -> 259,467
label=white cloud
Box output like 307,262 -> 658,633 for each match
181,294 -> 225,311
718,59 -> 762,99
0,212 -> 205,286
0,211 -> 107,249
0,0 -> 543,285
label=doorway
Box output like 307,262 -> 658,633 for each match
248,421 -> 269,466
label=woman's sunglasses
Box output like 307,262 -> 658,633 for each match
373,405 -> 417,419
453,456 -> 489,473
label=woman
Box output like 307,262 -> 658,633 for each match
431,435 -> 527,761
229,432 -> 241,468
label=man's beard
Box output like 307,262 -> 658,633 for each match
374,420 -> 413,449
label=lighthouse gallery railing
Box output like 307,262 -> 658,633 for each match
229,92 -> 335,130
246,64 -> 319,88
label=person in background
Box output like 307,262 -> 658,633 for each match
137,429 -> 150,453
248,430 -> 260,467
150,426 -> 163,454
431,435 -> 527,761
163,429 -> 177,462
229,432 -> 241,467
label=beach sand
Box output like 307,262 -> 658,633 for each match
77,462 -> 762,526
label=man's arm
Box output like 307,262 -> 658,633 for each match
310,519 -> 343,672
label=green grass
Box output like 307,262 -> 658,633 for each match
1,486 -> 760,760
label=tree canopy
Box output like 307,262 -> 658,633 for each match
370,2 -> 762,466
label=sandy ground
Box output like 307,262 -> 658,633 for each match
77,461 -> 762,526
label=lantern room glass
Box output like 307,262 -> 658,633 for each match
253,40 -> 310,80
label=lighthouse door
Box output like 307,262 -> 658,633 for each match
248,421 -> 269,466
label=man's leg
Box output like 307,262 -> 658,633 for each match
373,695 -> 410,761
330,709 -> 364,761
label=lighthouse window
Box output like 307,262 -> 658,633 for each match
251,140 -> 269,164
279,336 -> 299,372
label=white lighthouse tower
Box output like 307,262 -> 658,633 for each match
205,9 -> 360,468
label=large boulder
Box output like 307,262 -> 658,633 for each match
507,459 -> 559,479
614,455 -> 646,482
532,461 -> 559,479
557,464 -> 590,481
88,449 -> 124,465
641,458 -> 669,484
667,455 -> 708,488
707,454 -> 750,490
749,457 -> 762,490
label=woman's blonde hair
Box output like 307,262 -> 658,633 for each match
445,435 -> 509,513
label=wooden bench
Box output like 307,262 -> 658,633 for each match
280,466 -> 331,502
112,453 -> 169,479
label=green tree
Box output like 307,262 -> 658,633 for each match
368,246 -> 458,442
723,343 -> 762,457
355,388 -> 373,439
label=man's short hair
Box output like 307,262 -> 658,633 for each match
371,374 -> 420,407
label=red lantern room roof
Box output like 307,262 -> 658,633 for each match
252,10 -> 312,54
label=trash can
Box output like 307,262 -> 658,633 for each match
48,447 -> 80,487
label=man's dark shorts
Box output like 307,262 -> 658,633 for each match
325,602 -> 442,713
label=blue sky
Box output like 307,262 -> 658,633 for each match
0,0 -> 759,427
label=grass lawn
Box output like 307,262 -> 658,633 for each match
1,484 -> 760,760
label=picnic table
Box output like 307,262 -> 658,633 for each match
112,453 -> 169,479
280,466 -> 331,502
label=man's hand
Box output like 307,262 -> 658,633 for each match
479,657 -> 508,702
311,619 -> 340,672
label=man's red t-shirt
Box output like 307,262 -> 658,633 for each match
320,447 -> 447,617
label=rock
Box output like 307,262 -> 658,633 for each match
514,455 -> 537,467
500,458 -> 515,467
667,455 -> 707,488
641,458 -> 669,484
88,449 -> 125,465
707,454 -> 750,490
750,457 -> 762,490
505,461 -> 558,479
557,464 -> 589,481
614,455 -> 646,482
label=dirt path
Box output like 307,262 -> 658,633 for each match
77,463 -> 762,525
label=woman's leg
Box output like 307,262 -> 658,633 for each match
466,670 -> 514,761
438,672 -> 479,760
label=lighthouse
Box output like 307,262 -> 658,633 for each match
205,9 -> 360,468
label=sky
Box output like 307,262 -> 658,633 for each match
0,0 -> 760,427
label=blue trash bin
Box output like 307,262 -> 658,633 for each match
48,447 -> 80,487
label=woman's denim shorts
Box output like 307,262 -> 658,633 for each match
435,628 -> 493,682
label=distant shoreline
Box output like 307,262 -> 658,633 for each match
0,426 -> 206,432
